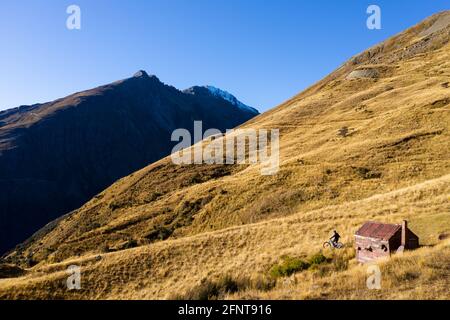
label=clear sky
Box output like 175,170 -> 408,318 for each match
0,0 -> 448,112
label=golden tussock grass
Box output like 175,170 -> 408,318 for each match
1,11 -> 449,300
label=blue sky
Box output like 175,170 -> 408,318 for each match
0,1 -> 448,112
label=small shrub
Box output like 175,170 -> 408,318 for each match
397,271 -> 420,282
271,253 -> 331,278
270,256 -> 310,278
354,167 -> 382,180
109,201 -> 120,211
184,173 -> 203,186
91,222 -> 101,229
184,279 -> 219,300
216,275 -> 241,294
438,233 -> 449,241
252,275 -> 276,291
147,192 -> 162,202
26,258 -> 38,268
99,243 -> 111,253
176,276 -> 237,300
108,197 -> 133,211
145,226 -> 172,241
206,167 -> 232,179
309,252 -> 328,266
338,126 -> 349,137
118,239 -> 138,250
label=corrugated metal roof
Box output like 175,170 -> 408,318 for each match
355,221 -> 401,240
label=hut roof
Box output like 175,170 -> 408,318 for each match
355,221 -> 401,241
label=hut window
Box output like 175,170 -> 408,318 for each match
381,245 -> 388,252
366,247 -> 373,252
357,247 -> 361,251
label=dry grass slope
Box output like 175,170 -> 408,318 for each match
0,174 -> 449,299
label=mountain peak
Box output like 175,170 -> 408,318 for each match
133,70 -> 150,78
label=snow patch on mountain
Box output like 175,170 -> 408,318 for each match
204,86 -> 258,114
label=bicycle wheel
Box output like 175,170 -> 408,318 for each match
336,242 -> 344,249
323,241 -> 331,248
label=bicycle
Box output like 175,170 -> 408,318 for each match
323,240 -> 343,249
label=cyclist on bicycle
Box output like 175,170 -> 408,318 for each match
330,230 -> 341,246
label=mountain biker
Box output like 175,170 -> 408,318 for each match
330,230 -> 341,246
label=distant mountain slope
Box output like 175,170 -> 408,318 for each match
1,11 -> 449,300
0,70 -> 258,254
